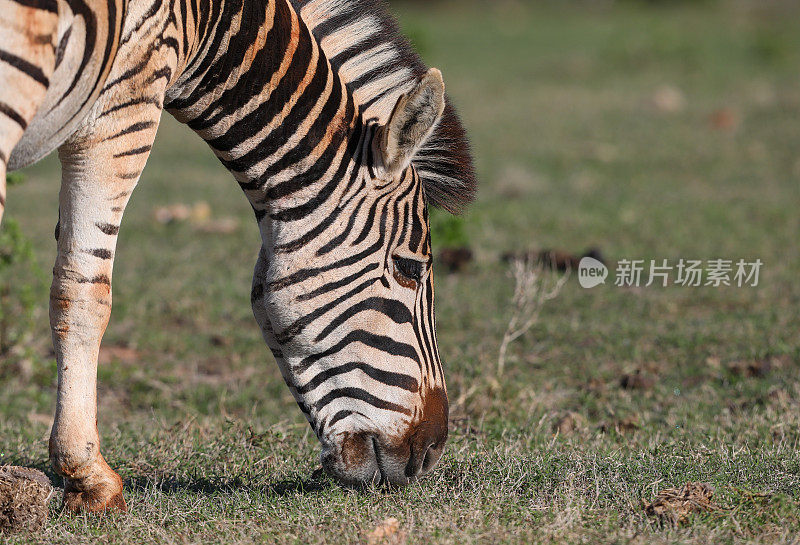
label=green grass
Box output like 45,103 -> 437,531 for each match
3,0 -> 800,543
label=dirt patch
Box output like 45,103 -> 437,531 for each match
620,369 -> 656,391
501,247 -> 606,272
438,247 -> 473,273
644,482 -> 722,525
0,466 -> 54,534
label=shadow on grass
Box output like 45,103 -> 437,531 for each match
3,457 -> 334,498
125,470 -> 334,497
6,456 -> 417,499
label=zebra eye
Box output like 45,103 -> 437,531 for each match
393,256 -> 425,282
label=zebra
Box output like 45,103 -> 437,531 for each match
0,0 -> 476,511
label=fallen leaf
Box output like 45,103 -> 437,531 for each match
709,108 -> 739,131
365,518 -> 405,545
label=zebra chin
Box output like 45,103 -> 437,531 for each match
318,388 -> 449,486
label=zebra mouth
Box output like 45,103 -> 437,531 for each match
371,436 -> 387,484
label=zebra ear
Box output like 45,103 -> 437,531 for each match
377,68 -> 446,177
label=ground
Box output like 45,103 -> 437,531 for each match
2,1 -> 800,543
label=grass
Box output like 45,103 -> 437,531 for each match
2,0 -> 800,542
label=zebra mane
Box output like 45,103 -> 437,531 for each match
291,0 -> 477,214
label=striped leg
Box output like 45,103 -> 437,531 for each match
0,0 -> 58,223
48,106 -> 162,513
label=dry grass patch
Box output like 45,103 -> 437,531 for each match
0,466 -> 53,534
644,482 -> 723,527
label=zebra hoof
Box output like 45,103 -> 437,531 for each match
61,471 -> 126,513
62,487 -> 126,513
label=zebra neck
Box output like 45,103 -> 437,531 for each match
165,0 -> 363,218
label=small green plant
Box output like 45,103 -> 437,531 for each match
429,207 -> 470,248
5,172 -> 25,187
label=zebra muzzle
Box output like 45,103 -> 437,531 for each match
320,387 -> 448,486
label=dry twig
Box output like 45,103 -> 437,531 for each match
497,258 -> 568,377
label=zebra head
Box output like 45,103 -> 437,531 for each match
251,68 -> 473,485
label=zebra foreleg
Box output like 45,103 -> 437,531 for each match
48,103 -> 163,513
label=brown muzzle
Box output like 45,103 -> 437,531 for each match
321,387 -> 448,485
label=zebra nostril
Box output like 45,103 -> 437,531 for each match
420,443 -> 438,473
404,438 -> 445,479
420,440 -> 446,475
